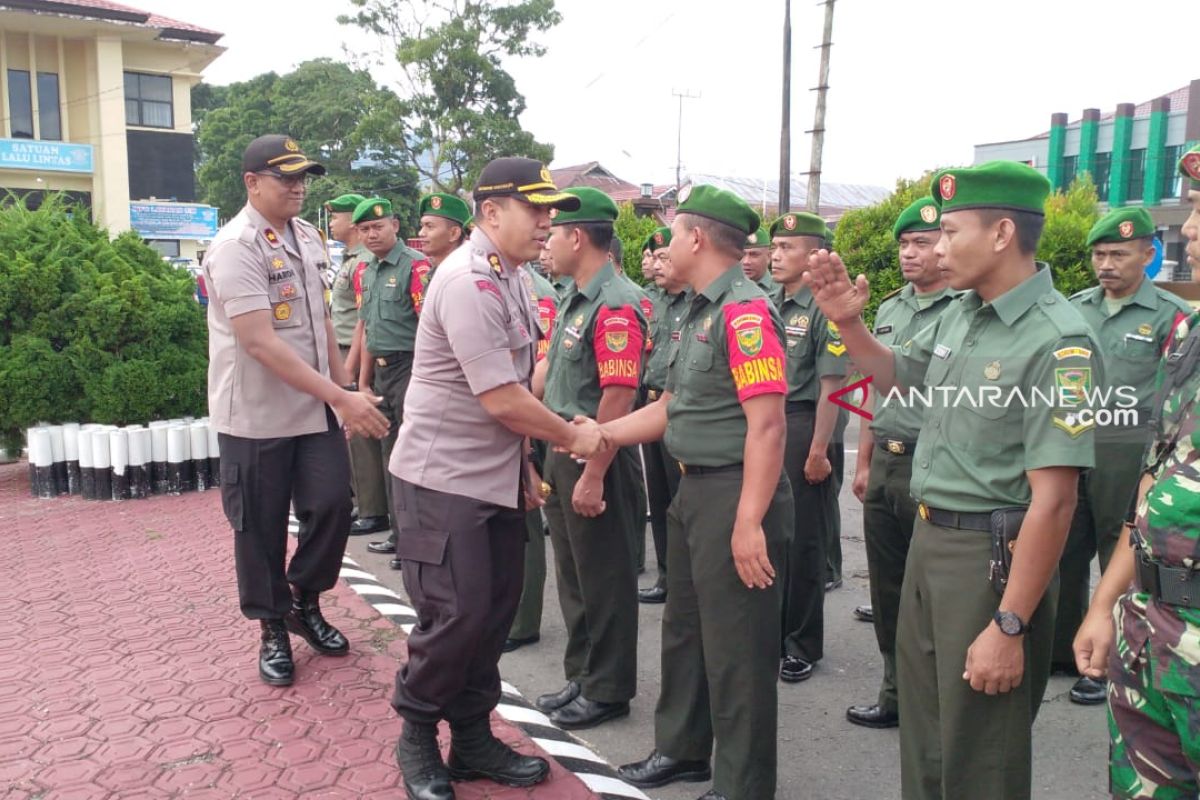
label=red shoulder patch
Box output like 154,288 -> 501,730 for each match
475,279 -> 502,300
594,305 -> 644,388
722,297 -> 786,402
410,259 -> 433,314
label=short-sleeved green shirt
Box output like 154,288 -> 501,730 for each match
664,266 -> 787,466
359,240 -> 431,354
870,284 -> 960,441
330,242 -> 370,346
772,285 -> 849,404
893,264 -> 1102,512
543,262 -> 648,419
645,289 -> 691,391
1069,278 -> 1191,423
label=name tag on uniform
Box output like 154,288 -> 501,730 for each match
1124,333 -> 1153,343
670,331 -> 681,341
695,333 -> 709,343
785,325 -> 807,336
876,325 -> 893,335
565,326 -> 582,339
933,343 -> 952,360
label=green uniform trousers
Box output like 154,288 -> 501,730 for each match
862,445 -> 917,715
1052,440 -> 1144,666
509,440 -> 549,642
543,449 -> 639,703
655,468 -> 792,800
826,440 -> 846,584
372,353 -> 414,540
643,438 -> 681,588
781,406 -> 837,662
624,446 -> 648,572
897,517 -> 1057,800
339,344 -> 388,519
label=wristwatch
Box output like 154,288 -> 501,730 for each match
993,610 -> 1030,636
342,381 -> 358,392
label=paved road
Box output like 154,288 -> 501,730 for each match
347,418 -> 1109,799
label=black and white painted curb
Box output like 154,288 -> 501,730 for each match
289,516 -> 650,800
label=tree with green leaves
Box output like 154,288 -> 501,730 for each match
833,173 -> 1100,326
613,202 -> 659,284
0,195 -> 208,453
192,59 -> 420,230
340,0 -> 559,192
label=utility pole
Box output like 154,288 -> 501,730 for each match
806,0 -> 836,214
778,0 -> 792,215
672,88 -> 700,196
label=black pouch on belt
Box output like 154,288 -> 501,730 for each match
989,507 -> 1027,596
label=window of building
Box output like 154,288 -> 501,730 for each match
7,69 -> 33,139
1091,152 -> 1112,199
37,73 -> 61,141
147,239 -> 180,258
124,72 -> 173,129
1162,145 -> 1183,199
1126,148 -> 1146,203
1061,155 -> 1077,187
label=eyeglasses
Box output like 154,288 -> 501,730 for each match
255,172 -> 311,188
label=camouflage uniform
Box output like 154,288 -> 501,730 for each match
1109,309 -> 1200,799
1104,311 -> 1200,800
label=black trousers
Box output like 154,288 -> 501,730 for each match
779,407 -> 837,662
390,477 -> 527,725
644,438 -> 681,586
218,406 -> 352,620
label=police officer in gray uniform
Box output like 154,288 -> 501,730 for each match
386,157 -> 605,800
203,135 -> 389,687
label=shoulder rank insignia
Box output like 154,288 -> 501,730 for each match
263,228 -> 279,246
488,253 -> 503,274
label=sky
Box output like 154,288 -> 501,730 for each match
152,0 -> 1195,190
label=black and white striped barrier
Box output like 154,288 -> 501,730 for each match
25,419 -> 221,501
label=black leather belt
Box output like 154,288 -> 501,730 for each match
1135,546 -> 1200,609
786,400 -> 815,413
678,462 -> 743,477
877,439 -> 917,456
917,503 -> 991,532
375,352 -> 409,367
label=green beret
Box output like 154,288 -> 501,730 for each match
325,193 -> 365,213
676,184 -> 760,236
419,193 -> 470,226
892,198 -> 941,240
1086,207 -> 1155,247
352,197 -> 393,225
550,187 -> 618,226
770,211 -> 830,240
931,161 -> 1050,216
646,226 -> 672,252
1179,143 -> 1200,187
746,227 -> 770,248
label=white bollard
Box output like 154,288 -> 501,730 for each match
47,425 -> 67,496
92,428 -> 112,501
28,428 -> 53,499
189,421 -> 210,491
109,429 -> 130,501
62,423 -> 81,495
166,425 -> 188,495
78,427 -> 96,500
149,422 -> 170,494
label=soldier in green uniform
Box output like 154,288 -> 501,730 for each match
532,187 -> 647,730
353,198 -> 434,569
504,260 -> 560,652
1053,206 -> 1192,706
846,197 -> 959,729
742,226 -> 775,291
804,161 -> 1101,800
770,210 -> 848,684
1072,142 -> 1200,800
640,237 -> 690,604
325,192 -> 392,536
364,192 -> 471,559
609,185 -> 793,800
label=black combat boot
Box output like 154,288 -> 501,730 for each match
258,620 -> 294,686
446,716 -> 549,787
395,721 -> 454,800
285,587 -> 349,655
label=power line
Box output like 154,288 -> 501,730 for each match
672,88 -> 699,195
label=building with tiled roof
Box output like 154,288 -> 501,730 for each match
975,79 -> 1199,278
0,0 -> 225,262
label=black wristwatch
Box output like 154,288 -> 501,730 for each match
993,610 -> 1030,636
342,381 -> 358,392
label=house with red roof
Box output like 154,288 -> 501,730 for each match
0,0 -> 224,263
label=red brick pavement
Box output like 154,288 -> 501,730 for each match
0,462 -> 600,800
